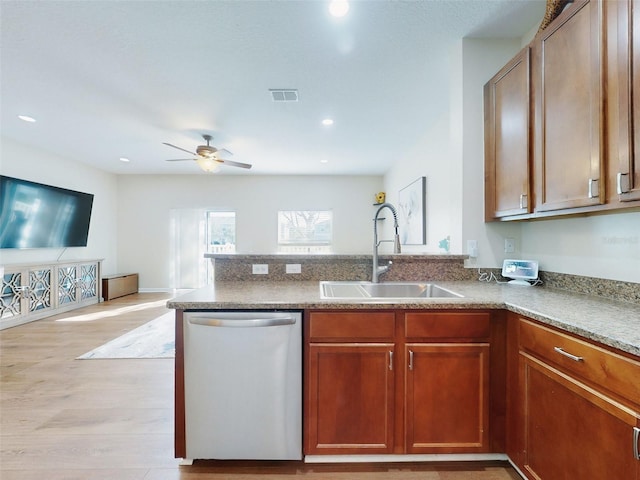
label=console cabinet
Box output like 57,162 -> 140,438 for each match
1,260 -> 102,329
305,310 -> 497,456
510,315 -> 640,479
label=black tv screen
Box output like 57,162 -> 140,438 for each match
0,175 -> 94,249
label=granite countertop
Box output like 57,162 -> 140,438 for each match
167,281 -> 640,357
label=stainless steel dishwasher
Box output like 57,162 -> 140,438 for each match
182,310 -> 302,460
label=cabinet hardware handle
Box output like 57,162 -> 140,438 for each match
634,427 -> 640,461
588,178 -> 599,199
409,350 -> 414,370
519,194 -> 527,209
554,346 -> 584,362
389,351 -> 393,371
617,172 -> 630,195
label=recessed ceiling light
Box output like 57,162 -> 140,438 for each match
119,157 -> 130,163
322,118 -> 334,126
320,159 -> 329,164
329,0 -> 349,17
18,115 -> 36,123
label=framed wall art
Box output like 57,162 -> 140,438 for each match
398,176 -> 426,245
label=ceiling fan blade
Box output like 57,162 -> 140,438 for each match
216,158 -> 252,169
165,158 -> 195,162
163,142 -> 197,156
218,148 -> 233,157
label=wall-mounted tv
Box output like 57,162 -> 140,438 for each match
0,175 -> 94,249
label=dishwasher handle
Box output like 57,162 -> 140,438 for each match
188,315 -> 297,328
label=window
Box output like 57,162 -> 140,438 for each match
207,211 -> 236,254
277,210 -> 332,253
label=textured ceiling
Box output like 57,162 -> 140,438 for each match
1,0 -> 545,175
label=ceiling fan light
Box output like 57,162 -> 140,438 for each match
196,156 -> 220,173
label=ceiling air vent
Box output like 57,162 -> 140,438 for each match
270,89 -> 299,102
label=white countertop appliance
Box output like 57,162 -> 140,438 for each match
183,310 -> 302,460
502,259 -> 539,286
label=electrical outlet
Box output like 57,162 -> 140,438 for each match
286,264 -> 301,274
252,264 -> 269,274
467,240 -> 478,258
504,238 -> 516,253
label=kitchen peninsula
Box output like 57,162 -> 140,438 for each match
168,254 -> 640,479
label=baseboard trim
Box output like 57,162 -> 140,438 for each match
304,453 -> 509,464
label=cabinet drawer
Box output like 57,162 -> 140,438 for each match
405,312 -> 491,340
308,312 -> 395,341
520,319 -> 640,406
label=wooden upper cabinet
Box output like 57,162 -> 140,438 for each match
616,0 -> 640,202
484,47 -> 532,220
533,0 -> 606,213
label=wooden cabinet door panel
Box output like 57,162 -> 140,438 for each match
306,344 -> 395,454
484,47 -> 531,219
406,343 -> 490,453
534,0 -> 605,212
522,353 -> 640,480
617,0 -> 640,202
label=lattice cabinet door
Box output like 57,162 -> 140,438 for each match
1,270 -> 26,320
28,267 -> 53,314
57,265 -> 78,306
79,262 -> 98,301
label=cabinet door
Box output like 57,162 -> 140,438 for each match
28,267 -> 53,314
534,0 -> 605,212
405,343 -> 490,453
617,0 -> 640,202
1,270 -> 26,321
79,262 -> 99,301
521,353 -> 640,480
306,344 -> 395,454
57,265 -> 78,306
484,47 -> 532,220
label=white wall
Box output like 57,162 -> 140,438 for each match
0,137 -> 118,274
116,175 -> 383,289
383,44 -> 460,255
460,38 -> 524,268
520,213 -> 640,282
384,38 -> 523,259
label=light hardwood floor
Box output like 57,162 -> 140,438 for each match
1,293 -> 522,479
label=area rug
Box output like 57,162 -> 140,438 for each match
77,312 -> 175,359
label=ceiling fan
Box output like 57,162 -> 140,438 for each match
163,134 -> 252,172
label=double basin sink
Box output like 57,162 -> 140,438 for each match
320,281 -> 462,300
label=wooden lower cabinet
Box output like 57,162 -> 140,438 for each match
306,344 -> 395,454
305,310 -> 496,456
521,354 -> 640,480
511,315 -> 640,480
406,343 -> 490,453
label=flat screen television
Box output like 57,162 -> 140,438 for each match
0,175 -> 94,249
